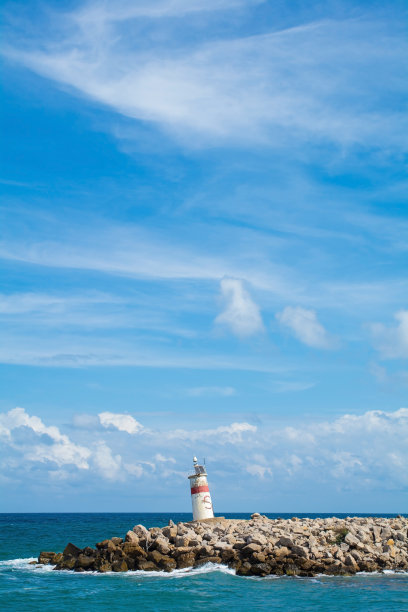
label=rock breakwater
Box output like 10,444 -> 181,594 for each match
37,514 -> 408,577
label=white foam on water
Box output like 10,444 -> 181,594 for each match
118,562 -> 237,580
0,558 -> 55,572
0,559 -> 236,580
2,559 -> 405,580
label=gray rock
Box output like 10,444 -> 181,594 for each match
344,532 -> 359,547
125,530 -> 139,544
291,545 -> 308,558
242,543 -> 262,555
133,525 -> 150,539
277,536 -> 294,548
175,535 -> 190,547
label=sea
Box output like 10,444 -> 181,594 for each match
1,513 -> 407,611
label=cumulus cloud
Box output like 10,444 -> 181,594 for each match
0,406 -> 66,441
370,310 -> 408,359
0,407 -> 91,469
99,411 -> 143,434
92,441 -> 123,479
216,279 -> 264,337
1,406 -> 407,502
276,306 -> 335,349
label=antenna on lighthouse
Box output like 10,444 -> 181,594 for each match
188,456 -> 214,521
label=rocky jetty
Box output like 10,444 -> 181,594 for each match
37,514 -> 408,577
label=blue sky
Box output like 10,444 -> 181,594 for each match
0,0 -> 407,513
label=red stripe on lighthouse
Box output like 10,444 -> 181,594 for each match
190,485 -> 209,495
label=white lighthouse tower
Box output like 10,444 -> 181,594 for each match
188,457 -> 214,521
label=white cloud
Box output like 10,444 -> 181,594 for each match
26,442 -> 91,470
0,407 -> 91,469
75,0 -> 257,22
124,463 -> 144,477
1,406 -> 408,497
246,464 -> 272,478
4,8 -> 406,149
166,421 -> 257,444
186,386 -> 236,397
211,422 -> 257,443
155,453 -> 176,463
92,441 -> 123,479
99,411 -> 143,434
0,292 -> 121,315
0,407 -> 64,441
370,310 -> 408,359
276,306 -> 335,349
216,278 -> 264,337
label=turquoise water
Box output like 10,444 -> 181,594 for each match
1,513 -> 407,611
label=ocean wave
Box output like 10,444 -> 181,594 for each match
1,558 -> 406,580
0,558 -> 55,572
0,559 -> 236,579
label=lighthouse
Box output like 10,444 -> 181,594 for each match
188,457 -> 214,521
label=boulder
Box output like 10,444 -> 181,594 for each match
111,559 -> 127,572
344,532 -> 359,547
63,543 -> 82,558
75,554 -> 95,570
122,542 -> 147,559
177,552 -> 197,569
158,555 -> 177,572
277,536 -> 294,548
247,534 -> 267,546
274,546 -> 290,559
133,525 -> 150,539
125,531 -> 139,544
220,548 -> 237,563
249,563 -> 271,576
95,559 -> 112,572
96,539 -> 116,552
56,556 -> 76,570
344,553 -> 358,571
147,550 -> 166,565
38,551 -> 59,565
291,545 -> 308,559
154,537 -> 171,555
137,559 -> 159,571
242,543 -> 262,556
162,526 -> 177,540
175,535 -> 190,547
252,552 -> 267,563
194,555 -> 222,567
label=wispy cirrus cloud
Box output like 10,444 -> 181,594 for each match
3,2 -> 407,150
186,386 -> 236,397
